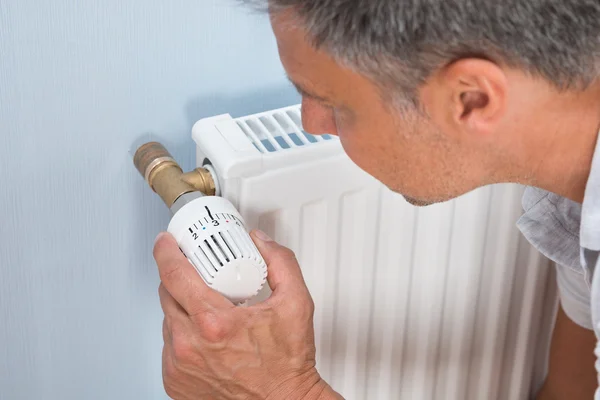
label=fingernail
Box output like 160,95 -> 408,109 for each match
253,230 -> 273,242
154,232 -> 168,245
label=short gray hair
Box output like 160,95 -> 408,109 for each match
250,0 -> 600,105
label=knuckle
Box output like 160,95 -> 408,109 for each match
306,296 -> 315,316
171,337 -> 193,363
163,356 -> 178,380
169,324 -> 193,363
273,246 -> 298,263
197,312 -> 229,343
168,319 -> 185,342
284,296 -> 314,321
300,300 -> 315,321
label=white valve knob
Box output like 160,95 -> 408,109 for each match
168,196 -> 267,304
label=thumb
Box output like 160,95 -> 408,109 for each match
250,230 -> 308,295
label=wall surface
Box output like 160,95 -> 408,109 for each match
0,1 -> 298,398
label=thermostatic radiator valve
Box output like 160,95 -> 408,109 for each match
133,142 -> 267,304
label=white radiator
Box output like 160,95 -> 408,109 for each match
191,105 -> 558,400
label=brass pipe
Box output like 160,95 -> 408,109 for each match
182,168 -> 216,197
133,142 -> 216,208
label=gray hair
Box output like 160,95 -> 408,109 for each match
249,0 -> 600,105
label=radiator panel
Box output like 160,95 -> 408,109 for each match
192,105 -> 557,400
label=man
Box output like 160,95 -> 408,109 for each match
152,1 -> 600,399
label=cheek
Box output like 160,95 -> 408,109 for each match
334,114 -> 402,174
331,110 -> 484,200
335,116 -> 438,188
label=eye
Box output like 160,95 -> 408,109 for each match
311,97 -> 334,110
303,95 -> 332,110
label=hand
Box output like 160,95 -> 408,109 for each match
153,230 -> 342,400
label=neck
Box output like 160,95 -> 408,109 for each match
524,83 -> 600,203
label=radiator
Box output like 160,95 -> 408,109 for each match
191,105 -> 558,400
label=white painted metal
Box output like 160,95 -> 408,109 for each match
192,105 -> 557,400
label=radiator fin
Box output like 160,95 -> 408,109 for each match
235,106 -> 335,153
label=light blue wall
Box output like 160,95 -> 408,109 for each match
0,1 -> 299,398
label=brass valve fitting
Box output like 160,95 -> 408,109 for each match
133,142 -> 216,208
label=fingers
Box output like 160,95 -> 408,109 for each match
159,283 -> 187,317
162,342 -> 180,400
162,318 -> 172,345
160,283 -> 188,353
250,230 -> 309,298
250,230 -> 315,325
153,232 -> 233,315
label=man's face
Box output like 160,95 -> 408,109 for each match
270,12 -> 517,205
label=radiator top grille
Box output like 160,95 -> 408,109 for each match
235,106 -> 335,153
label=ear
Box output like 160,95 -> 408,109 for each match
420,58 -> 508,138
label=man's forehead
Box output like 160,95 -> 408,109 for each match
271,11 -> 313,65
270,9 -> 378,109
271,12 -> 338,95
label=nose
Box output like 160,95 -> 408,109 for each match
301,98 -> 338,136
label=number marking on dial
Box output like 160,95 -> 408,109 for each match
188,213 -> 244,241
